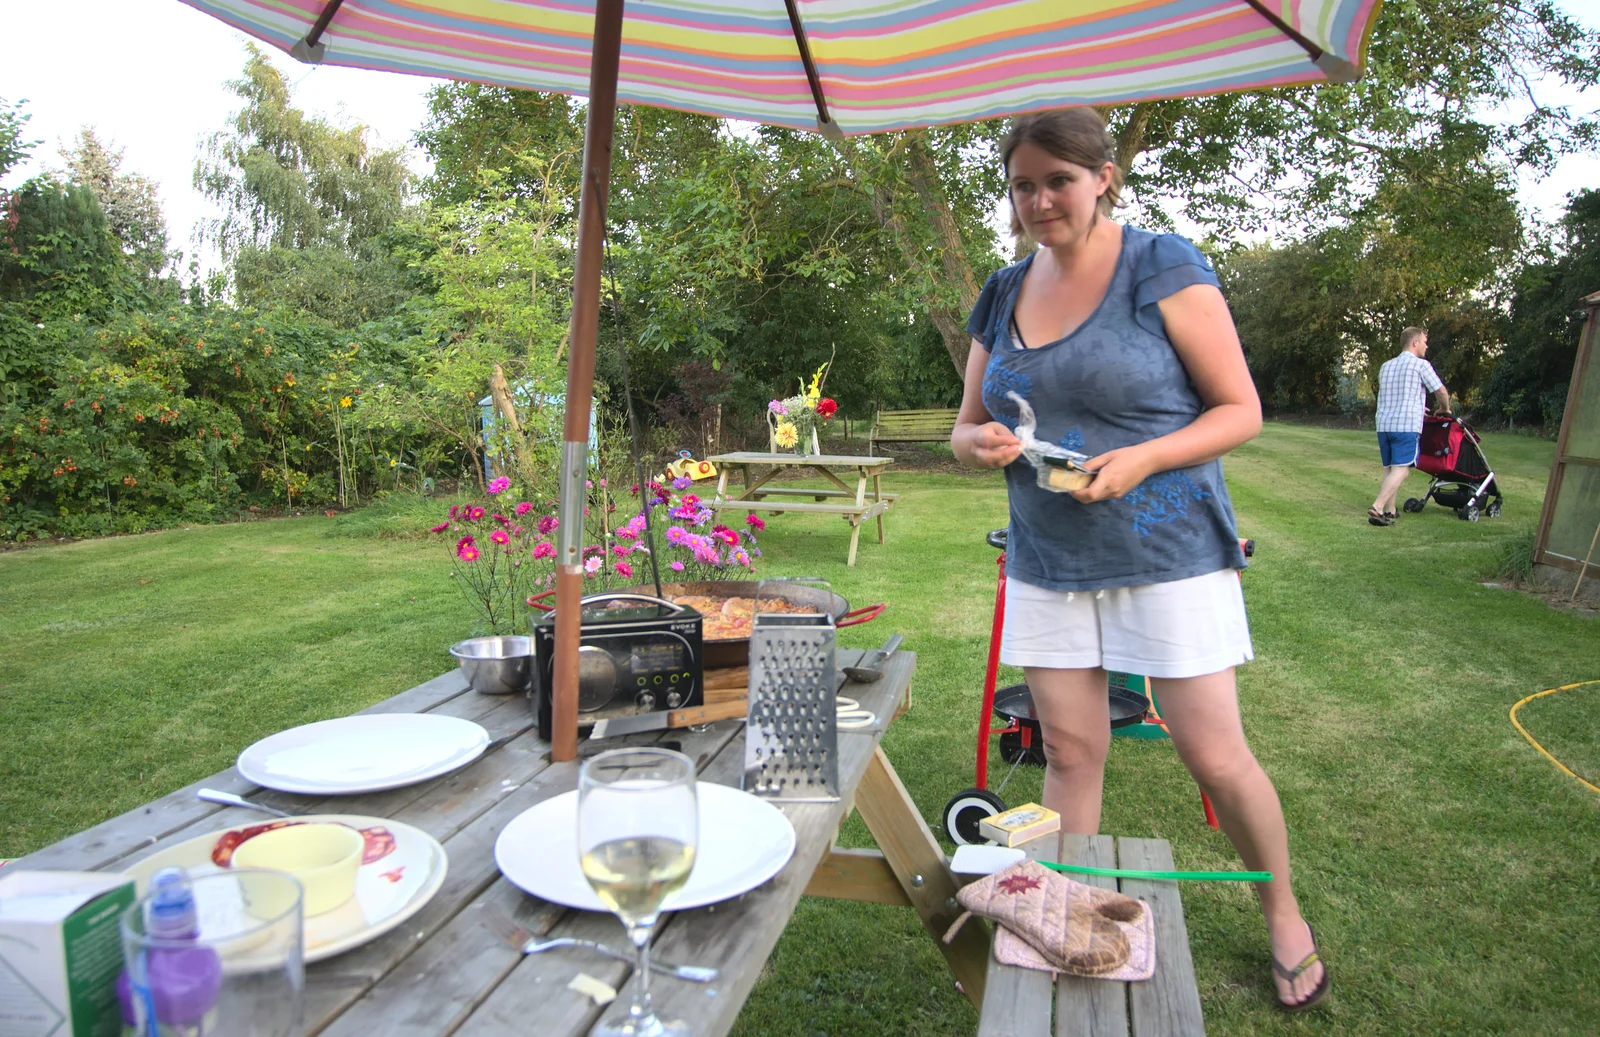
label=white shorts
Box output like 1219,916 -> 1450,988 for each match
1000,569 -> 1254,679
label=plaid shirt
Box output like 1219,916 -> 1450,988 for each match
1375,351 -> 1443,432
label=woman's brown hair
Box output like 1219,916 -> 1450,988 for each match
1002,107 -> 1123,238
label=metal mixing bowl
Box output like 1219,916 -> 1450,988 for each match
449,636 -> 534,695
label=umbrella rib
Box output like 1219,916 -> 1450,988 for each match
782,0 -> 843,140
1237,0 -> 1359,82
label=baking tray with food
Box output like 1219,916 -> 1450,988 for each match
529,580 -> 885,668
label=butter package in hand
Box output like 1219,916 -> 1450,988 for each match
978,803 -> 1061,847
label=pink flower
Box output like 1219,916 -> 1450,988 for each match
467,506 -> 485,521
457,537 -> 479,563
616,561 -> 633,578
670,560 -> 685,572
490,529 -> 510,545
584,556 -> 602,575
487,476 -> 510,495
515,501 -> 533,516
745,514 -> 766,531
711,524 -> 739,546
430,522 -> 449,533
533,541 -> 555,559
616,527 -> 638,541
612,543 -> 630,558
448,505 -> 460,519
585,479 -> 593,489
682,493 -> 700,507
599,478 -> 608,488
537,515 -> 558,535
493,513 -> 509,525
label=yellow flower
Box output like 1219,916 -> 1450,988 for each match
389,458 -> 398,468
774,421 -> 799,448
339,396 -> 353,408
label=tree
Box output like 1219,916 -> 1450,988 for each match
195,45 -> 417,326
59,128 -> 170,278
1,97 -> 37,181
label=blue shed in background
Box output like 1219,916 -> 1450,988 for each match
479,385 -> 599,481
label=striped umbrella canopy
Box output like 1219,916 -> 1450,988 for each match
184,0 -> 1380,138
179,0 -> 1385,763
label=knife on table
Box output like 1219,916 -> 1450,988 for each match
588,698 -> 749,740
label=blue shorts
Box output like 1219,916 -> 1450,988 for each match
1378,431 -> 1420,467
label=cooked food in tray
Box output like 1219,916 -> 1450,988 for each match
608,594 -> 820,641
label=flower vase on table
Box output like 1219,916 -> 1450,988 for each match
769,361 -> 836,459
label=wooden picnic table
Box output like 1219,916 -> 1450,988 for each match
14,649 -> 995,1036
705,452 -> 897,566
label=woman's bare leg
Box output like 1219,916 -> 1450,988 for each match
1153,669 -> 1324,1006
1021,666 -> 1112,835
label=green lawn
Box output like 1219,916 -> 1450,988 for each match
3,424 -> 1596,1035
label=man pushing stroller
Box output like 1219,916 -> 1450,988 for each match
1369,327 -> 1451,526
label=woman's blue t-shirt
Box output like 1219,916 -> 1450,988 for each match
967,226 -> 1246,592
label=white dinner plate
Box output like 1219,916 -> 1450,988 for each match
237,713 -> 490,795
124,815 -> 447,963
495,782 -> 796,912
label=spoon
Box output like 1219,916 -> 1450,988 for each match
842,634 -> 902,684
197,788 -> 291,818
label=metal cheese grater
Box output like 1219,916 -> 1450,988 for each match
743,577 -> 839,802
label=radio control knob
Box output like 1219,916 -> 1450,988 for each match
666,691 -> 683,708
636,691 -> 657,711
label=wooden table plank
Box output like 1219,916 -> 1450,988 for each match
12,670 -> 474,872
977,831 -> 1057,1037
1119,838 -> 1206,1037
1056,834 -> 1130,1037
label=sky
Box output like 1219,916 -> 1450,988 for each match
3,0 -> 1597,276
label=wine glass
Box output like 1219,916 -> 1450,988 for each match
578,746 -> 699,1037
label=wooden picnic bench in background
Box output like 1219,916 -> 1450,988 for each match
976,833 -> 1206,1037
867,408 -> 961,455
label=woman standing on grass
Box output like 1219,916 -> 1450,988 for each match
950,107 -> 1327,1011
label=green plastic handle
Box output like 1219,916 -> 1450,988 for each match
1040,861 -> 1272,883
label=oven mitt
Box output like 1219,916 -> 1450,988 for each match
942,859 -> 1155,980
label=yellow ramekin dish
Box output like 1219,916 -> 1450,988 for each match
233,822 -> 363,918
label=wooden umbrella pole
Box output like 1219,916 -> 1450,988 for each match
552,0 -> 626,762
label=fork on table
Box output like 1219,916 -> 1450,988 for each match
482,909 -> 718,984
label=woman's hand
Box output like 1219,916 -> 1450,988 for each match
1071,445 -> 1158,502
966,422 -> 1023,469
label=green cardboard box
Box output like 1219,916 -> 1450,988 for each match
0,870 -> 135,1037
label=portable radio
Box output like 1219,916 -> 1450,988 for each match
531,593 -> 704,741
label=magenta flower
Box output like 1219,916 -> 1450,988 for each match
490,529 -> 510,545
430,522 -> 449,533
694,545 -> 719,565
745,514 -> 766,531
533,541 -> 555,560
537,515 -> 558,535
616,527 -> 638,541
515,501 -> 533,516
711,525 -> 739,546
493,513 -> 509,525
612,543 -> 630,558
670,560 -> 685,572
616,561 -> 633,578
487,476 -> 510,495
456,536 -> 479,562
467,506 -> 486,521
448,505 -> 460,519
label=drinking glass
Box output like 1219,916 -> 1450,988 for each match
120,869 -> 305,1037
578,747 -> 699,1037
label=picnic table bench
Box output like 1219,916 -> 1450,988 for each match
868,408 -> 961,455
706,452 -> 896,566
14,649 -> 1002,1036
976,833 -> 1206,1036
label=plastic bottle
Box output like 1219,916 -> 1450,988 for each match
116,868 -> 224,1036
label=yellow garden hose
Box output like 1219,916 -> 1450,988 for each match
1509,680 -> 1600,795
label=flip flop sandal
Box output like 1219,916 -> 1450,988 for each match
1367,508 -> 1392,526
1273,924 -> 1330,1012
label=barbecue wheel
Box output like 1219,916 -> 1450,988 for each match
1403,498 -> 1425,513
1000,730 -> 1049,767
943,788 -> 1006,846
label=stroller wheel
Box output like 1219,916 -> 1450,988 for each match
1000,730 -> 1049,767
944,788 -> 1006,846
1403,497 -> 1425,513
1487,500 -> 1502,518
1458,504 -> 1481,522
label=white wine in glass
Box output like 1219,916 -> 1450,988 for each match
578,747 -> 699,1037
